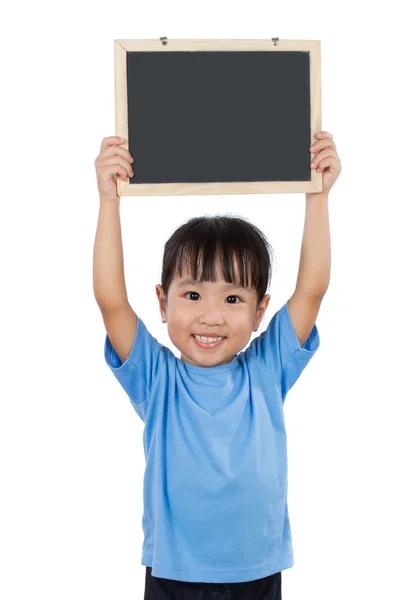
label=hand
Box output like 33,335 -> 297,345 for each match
309,131 -> 342,194
94,136 -> 135,200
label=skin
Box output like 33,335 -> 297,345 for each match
308,130 -> 341,193
155,259 -> 271,368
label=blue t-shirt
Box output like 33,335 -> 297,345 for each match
104,300 -> 320,583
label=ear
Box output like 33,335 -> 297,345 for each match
252,294 -> 271,332
155,284 -> 168,323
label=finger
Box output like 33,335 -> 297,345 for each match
99,136 -> 127,152
315,131 -> 333,139
98,144 -> 134,165
313,157 -> 341,173
310,148 -> 338,168
310,139 -> 337,153
98,155 -> 134,178
101,164 -> 133,181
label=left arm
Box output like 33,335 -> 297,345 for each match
288,131 -> 342,347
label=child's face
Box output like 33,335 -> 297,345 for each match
155,261 -> 270,368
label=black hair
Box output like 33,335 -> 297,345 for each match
161,214 -> 275,306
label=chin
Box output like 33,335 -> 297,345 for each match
185,352 -> 234,368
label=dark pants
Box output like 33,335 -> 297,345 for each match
144,567 -> 281,600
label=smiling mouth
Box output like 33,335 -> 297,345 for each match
191,335 -> 226,349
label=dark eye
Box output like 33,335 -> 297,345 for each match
185,291 -> 200,301
226,296 -> 241,304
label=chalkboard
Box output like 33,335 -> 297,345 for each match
114,39 -> 322,196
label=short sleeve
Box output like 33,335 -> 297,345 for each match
247,300 -> 320,401
104,315 -> 166,419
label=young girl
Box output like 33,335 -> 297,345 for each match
93,132 -> 341,599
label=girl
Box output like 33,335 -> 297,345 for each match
93,132 -> 341,599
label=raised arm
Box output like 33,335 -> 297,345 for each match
288,131 -> 342,346
93,199 -> 129,310
93,136 -> 137,363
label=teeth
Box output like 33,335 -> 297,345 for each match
194,335 -> 224,343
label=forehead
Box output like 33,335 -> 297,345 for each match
176,253 -> 241,279
173,260 -> 252,292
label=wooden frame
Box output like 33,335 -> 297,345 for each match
114,39 -> 322,196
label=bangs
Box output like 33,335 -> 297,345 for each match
161,215 -> 273,304
174,239 -> 255,290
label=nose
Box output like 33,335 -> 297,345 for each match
198,304 -> 224,326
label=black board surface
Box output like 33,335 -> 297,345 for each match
125,51 -> 311,185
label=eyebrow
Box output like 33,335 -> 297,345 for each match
177,278 -> 250,292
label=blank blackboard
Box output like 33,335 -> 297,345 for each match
114,39 -> 322,196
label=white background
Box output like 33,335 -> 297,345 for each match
1,1 -> 399,599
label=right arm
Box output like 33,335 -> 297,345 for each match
93,136 -> 137,363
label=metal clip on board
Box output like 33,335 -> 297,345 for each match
159,37 -> 280,46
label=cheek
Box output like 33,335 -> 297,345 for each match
230,309 -> 254,324
167,309 -> 192,332
167,299 -> 254,327
170,299 -> 202,319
